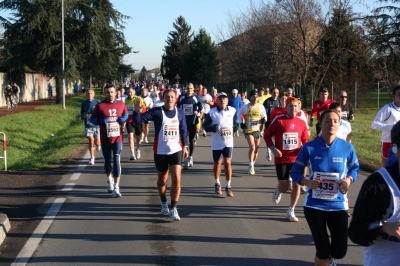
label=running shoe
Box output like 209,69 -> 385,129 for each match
169,207 -> 181,221
130,155 -> 136,161
140,134 -> 144,143
286,208 -> 299,222
112,187 -> 122,197
183,158 -> 189,169
272,188 -> 282,204
202,130 -> 207,137
145,137 -> 148,143
136,149 -> 141,159
225,186 -> 234,197
88,157 -> 95,165
288,178 -> 293,190
215,183 -> 222,195
266,149 -> 272,161
107,179 -> 114,193
328,257 -> 337,266
160,201 -> 169,216
96,145 -> 101,152
301,185 -> 307,193
188,157 -> 194,167
248,165 -> 255,175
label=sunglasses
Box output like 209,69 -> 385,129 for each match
340,96 -> 347,98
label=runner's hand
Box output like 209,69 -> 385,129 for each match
182,147 -> 189,160
381,221 -> 400,240
98,117 -> 109,124
272,148 -> 282,157
133,98 -> 142,113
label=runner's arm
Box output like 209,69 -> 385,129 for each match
371,107 -> 394,131
178,109 -> 188,147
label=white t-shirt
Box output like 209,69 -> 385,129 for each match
372,102 -> 400,142
208,106 -> 236,150
199,94 -> 213,114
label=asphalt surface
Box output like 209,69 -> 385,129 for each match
1,128 -> 367,266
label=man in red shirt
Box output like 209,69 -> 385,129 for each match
264,97 -> 309,222
310,87 -> 335,135
90,84 -> 128,197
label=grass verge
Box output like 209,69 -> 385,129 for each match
0,89 -> 103,170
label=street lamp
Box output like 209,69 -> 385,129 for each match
62,0 -> 65,109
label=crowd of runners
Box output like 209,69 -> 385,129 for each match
80,80 -> 400,266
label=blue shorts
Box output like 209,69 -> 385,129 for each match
212,147 -> 233,162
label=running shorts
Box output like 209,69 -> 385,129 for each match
85,127 -> 100,138
381,142 -> 391,159
245,131 -> 261,140
154,150 -> 183,172
212,147 -> 233,162
275,163 -> 293,180
126,122 -> 143,136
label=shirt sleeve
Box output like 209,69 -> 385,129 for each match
346,144 -> 360,181
179,110 -> 188,146
264,118 -> 277,147
371,105 -> 394,131
259,104 -> 267,120
291,145 -> 309,184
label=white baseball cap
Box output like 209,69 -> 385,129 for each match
232,89 -> 238,94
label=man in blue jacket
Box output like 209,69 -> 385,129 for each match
228,89 -> 243,136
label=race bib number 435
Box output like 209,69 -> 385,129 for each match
312,172 -> 339,200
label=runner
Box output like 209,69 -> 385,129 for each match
264,97 -> 308,221
4,85 -> 13,108
177,83 -> 203,168
133,89 -> 188,221
263,87 -> 281,161
349,121 -> 400,266
241,92 -> 250,105
337,90 -> 354,122
309,87 -> 336,136
124,87 -> 146,160
238,90 -> 267,175
291,109 -> 359,266
257,88 -> 269,105
372,85 -> 400,166
80,88 -> 101,165
229,89 -> 243,137
90,84 -> 128,197
141,88 -> 154,143
269,92 -> 287,123
198,86 -> 214,137
12,82 -> 20,104
203,92 -> 237,197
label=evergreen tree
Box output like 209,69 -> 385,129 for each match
163,16 -> 193,82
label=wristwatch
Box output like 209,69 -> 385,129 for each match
368,220 -> 384,230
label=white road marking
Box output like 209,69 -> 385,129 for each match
11,198 -> 66,266
61,183 -> 75,192
70,173 -> 81,180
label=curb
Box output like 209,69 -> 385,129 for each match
0,212 -> 11,245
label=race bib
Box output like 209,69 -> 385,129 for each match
183,104 -> 193,115
163,124 -> 179,141
220,127 -> 232,141
312,172 -> 339,200
282,132 -> 298,150
248,118 -> 259,130
127,105 -> 134,115
106,122 -> 120,137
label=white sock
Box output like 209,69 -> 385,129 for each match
226,180 -> 231,187
107,176 -> 113,183
114,183 -> 119,189
250,162 -> 254,167
215,178 -> 220,184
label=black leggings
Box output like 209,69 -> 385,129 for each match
304,207 -> 348,260
187,123 -> 197,156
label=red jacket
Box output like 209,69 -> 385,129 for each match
311,99 -> 335,120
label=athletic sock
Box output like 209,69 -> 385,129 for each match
160,195 -> 167,203
226,180 -> 231,187
171,200 -> 178,209
215,178 -> 220,184
250,162 -> 254,167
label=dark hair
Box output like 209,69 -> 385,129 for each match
105,83 -> 114,90
391,121 -> 400,146
392,86 -> 400,96
163,89 -> 177,98
329,102 -> 341,109
319,109 -> 340,123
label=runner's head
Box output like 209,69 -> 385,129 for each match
318,87 -> 329,102
128,87 -> 135,98
271,87 -> 279,99
266,87 -> 270,94
319,109 -> 340,138
202,87 -> 208,95
116,89 -> 122,98
186,83 -> 194,96
232,89 -> 238,98
163,89 -> 177,110
392,86 -> 400,108
105,84 -> 116,102
241,93 -> 246,100
329,102 -> 342,118
337,90 -> 348,105
259,88 -> 265,96
249,90 -> 258,104
286,97 -> 300,118
86,88 -> 95,101
217,92 -> 229,109
142,88 -> 148,97
280,92 -> 288,108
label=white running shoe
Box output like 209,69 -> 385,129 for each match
107,178 -> 114,193
88,157 -> 95,165
202,130 -> 207,137
188,157 -> 193,167
160,201 -> 169,216
273,188 -> 282,204
169,207 -> 181,221
130,155 -> 136,161
328,257 -> 337,266
266,149 -> 272,161
288,178 -> 293,190
136,149 -> 141,159
112,187 -> 122,197
286,208 -> 299,222
248,165 -> 255,175
96,145 -> 101,152
144,137 -> 148,143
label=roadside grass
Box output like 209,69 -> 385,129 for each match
0,89 -> 104,170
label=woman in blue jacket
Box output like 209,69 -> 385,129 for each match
291,109 -> 360,266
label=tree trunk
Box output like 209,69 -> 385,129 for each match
55,75 -> 62,104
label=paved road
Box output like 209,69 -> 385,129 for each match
9,129 -> 366,266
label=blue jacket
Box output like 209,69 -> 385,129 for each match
291,136 -> 359,210
228,96 -> 242,111
81,99 -> 100,128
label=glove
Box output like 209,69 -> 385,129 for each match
117,117 -> 127,124
206,124 -> 219,133
98,117 -> 109,125
240,123 -> 246,129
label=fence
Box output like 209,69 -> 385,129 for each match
0,73 -> 56,108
